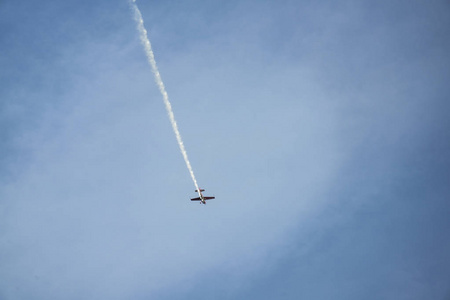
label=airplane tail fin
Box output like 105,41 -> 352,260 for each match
195,189 -> 205,192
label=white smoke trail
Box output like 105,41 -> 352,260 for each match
129,0 -> 200,191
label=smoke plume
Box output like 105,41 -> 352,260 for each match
129,0 -> 200,191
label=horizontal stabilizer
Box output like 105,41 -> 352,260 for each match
195,189 -> 205,192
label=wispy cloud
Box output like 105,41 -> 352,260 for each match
1,0 -> 449,299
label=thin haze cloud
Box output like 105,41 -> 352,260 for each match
0,0 -> 449,299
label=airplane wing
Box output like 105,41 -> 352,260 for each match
190,197 -> 215,201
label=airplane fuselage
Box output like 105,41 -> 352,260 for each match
197,190 -> 206,204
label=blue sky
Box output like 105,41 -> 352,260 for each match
1,0 -> 450,299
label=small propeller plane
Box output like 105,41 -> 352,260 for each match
191,188 -> 215,204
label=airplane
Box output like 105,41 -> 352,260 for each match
191,188 -> 215,204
